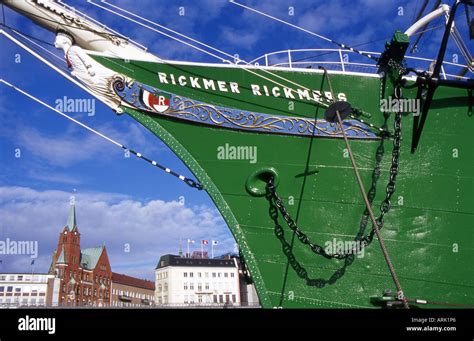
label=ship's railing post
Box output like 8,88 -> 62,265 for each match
265,54 -> 269,67
339,49 -> 345,73
288,50 -> 292,68
441,65 -> 447,80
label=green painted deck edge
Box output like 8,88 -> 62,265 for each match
122,106 -> 273,308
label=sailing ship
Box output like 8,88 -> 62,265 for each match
1,0 -> 473,308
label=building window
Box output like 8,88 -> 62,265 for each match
205,283 -> 209,290
198,295 -> 202,303
218,273 -> 221,278
212,273 -> 216,278
232,295 -> 236,303
213,295 -> 217,303
164,283 -> 168,292
0,275 -> 5,281
219,295 -> 223,303
205,272 -> 209,278
6,287 -> 13,293
183,283 -> 188,290
184,295 -> 188,303
197,283 -> 202,291
231,273 -> 235,278
198,272 -> 201,278
190,283 -> 194,290
224,273 -> 228,278
17,276 -> 23,281
15,287 -> 21,293
189,272 -> 193,278
183,272 -> 187,278
190,295 -> 194,304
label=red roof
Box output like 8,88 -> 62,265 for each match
112,272 -> 155,290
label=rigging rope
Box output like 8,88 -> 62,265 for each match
289,23 -> 444,67
229,1 -> 379,62
1,3 -> 5,27
289,37 -> 389,65
88,0 -> 388,135
319,67 -> 409,309
7,28 -> 65,63
5,0 -> 387,133
0,22 -> 55,47
87,0 -> 335,111
97,0 -> 359,104
13,8 -> 123,40
0,79 -> 203,190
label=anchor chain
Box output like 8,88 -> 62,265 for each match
266,103 -> 403,259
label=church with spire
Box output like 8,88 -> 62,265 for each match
49,198 -> 112,306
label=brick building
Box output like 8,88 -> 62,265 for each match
111,272 -> 155,307
49,202 -> 112,307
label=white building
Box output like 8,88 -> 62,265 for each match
0,273 -> 61,308
155,255 -> 241,307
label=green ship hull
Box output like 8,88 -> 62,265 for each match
94,56 -> 473,308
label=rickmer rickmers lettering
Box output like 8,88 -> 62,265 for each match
157,72 -> 348,102
2,0 -> 473,310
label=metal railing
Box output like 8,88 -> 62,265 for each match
248,48 -> 471,81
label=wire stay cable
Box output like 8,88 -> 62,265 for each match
0,79 -> 203,190
229,0 -> 378,61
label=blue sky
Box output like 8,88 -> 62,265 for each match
0,0 -> 471,280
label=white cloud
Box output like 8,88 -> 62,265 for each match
4,115 -> 165,168
219,27 -> 260,49
15,127 -> 106,167
27,169 -> 83,186
0,186 -> 233,280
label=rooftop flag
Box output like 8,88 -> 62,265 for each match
186,239 -> 195,258
211,240 -> 218,259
